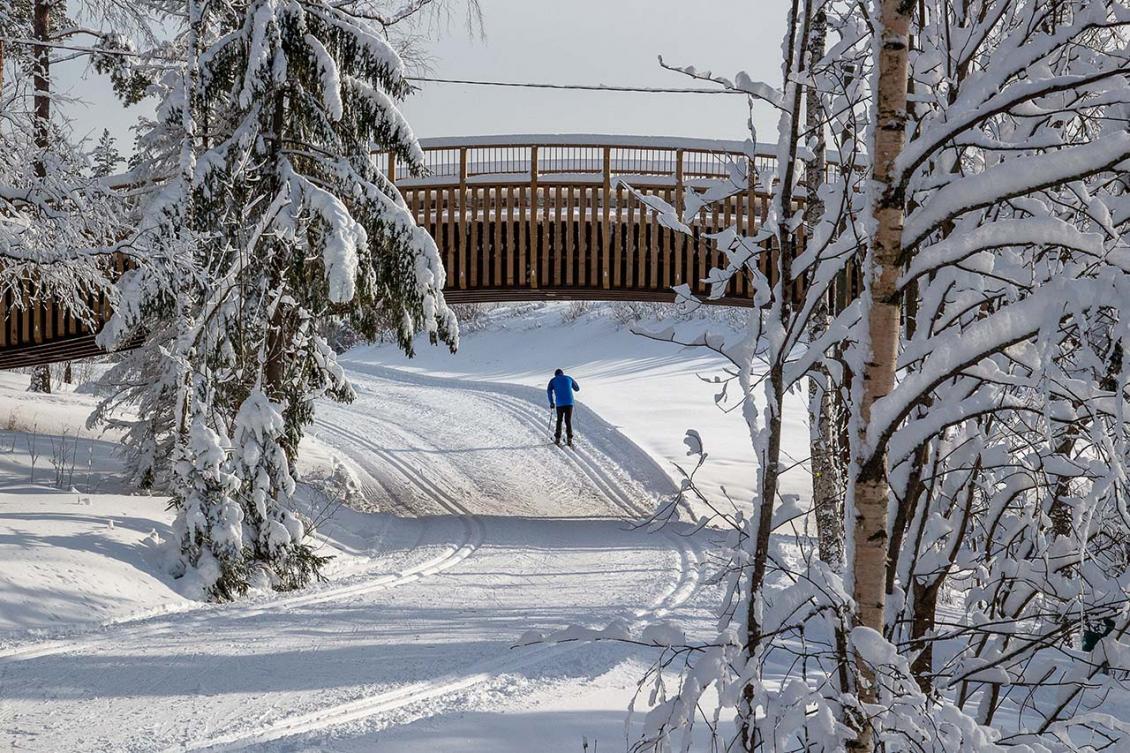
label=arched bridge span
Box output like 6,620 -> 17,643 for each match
0,135 -> 794,369
395,134 -> 784,307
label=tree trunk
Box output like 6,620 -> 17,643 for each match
849,0 -> 913,749
810,374 -> 842,565
802,4 -> 843,571
26,1 -> 52,397
263,89 -> 300,464
738,1 -> 810,748
33,0 -> 50,180
63,361 -> 73,384
908,576 -> 940,688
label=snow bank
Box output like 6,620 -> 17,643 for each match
0,371 -> 116,440
0,369 -> 419,637
0,489 -> 186,636
0,373 -> 186,636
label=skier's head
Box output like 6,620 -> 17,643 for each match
555,368 -> 564,376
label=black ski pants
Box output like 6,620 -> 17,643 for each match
555,405 -> 574,441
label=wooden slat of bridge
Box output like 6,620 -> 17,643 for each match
395,136 -> 770,308
0,135 -> 785,369
0,254 -> 130,369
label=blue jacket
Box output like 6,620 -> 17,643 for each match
547,374 -> 580,407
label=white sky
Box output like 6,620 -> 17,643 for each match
56,0 -> 787,155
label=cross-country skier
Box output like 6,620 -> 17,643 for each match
547,368 -> 580,446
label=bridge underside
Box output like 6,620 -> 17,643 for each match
0,334 -> 110,370
444,287 -> 753,307
0,288 -> 750,371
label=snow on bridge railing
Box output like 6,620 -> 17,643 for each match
415,134 -> 764,151
380,134 -> 788,189
382,134 -> 843,191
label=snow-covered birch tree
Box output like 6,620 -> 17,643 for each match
831,2 -> 1130,749
557,1 -> 1130,752
0,0 -> 144,393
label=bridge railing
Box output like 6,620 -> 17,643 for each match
0,254 -> 129,369
381,135 -> 791,305
384,134 -> 776,187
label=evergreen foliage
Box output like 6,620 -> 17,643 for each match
90,129 -> 122,177
95,0 -> 458,600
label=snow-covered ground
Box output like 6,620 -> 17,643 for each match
0,304 -> 780,752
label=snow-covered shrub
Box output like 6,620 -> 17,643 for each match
319,318 -> 367,354
564,300 -> 594,322
449,302 -> 501,333
611,300 -> 748,329
610,301 -> 655,325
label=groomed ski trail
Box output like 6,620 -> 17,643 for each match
170,367 -> 698,751
1,365 -> 703,753
321,361 -> 676,519
172,527 -> 700,753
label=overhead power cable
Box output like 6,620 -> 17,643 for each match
2,37 -> 143,57
1,41 -> 744,95
405,76 -> 745,95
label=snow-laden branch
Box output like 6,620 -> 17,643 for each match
304,33 -> 343,121
902,131 -> 1130,251
864,277 -> 1118,461
900,68 -> 1130,183
900,218 -> 1105,288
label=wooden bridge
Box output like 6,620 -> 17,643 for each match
0,135 -> 787,369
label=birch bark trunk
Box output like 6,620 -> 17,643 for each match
802,4 -> 843,571
849,0 -> 913,749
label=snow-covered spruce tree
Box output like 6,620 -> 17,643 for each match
96,0 -> 457,599
90,129 -> 123,177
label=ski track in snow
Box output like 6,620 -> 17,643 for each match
163,369 -> 693,751
177,541 -> 700,753
1,366 -> 703,752
332,361 -> 678,512
325,368 -> 656,520
0,507 -> 477,663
